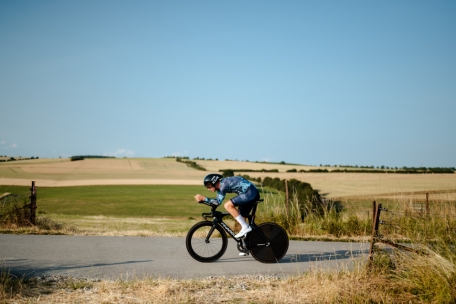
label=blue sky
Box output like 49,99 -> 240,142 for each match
1,1 -> 455,168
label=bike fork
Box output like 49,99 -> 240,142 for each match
205,225 -> 217,243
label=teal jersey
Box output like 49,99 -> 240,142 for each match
205,176 -> 256,206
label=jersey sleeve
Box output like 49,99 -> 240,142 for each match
204,183 -> 227,206
204,192 -> 226,206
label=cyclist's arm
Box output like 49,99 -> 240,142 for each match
204,192 -> 226,206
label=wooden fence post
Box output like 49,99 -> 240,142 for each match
369,201 -> 382,261
285,179 -> 289,217
29,181 -> 37,225
426,193 -> 429,216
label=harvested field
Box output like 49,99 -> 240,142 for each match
246,172 -> 456,199
1,158 -> 455,198
0,158 -> 202,186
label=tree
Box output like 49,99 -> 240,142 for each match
222,169 -> 234,177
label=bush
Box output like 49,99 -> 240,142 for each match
0,193 -> 66,231
258,177 -> 325,221
0,194 -> 31,227
222,169 -> 234,177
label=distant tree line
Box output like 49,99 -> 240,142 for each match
193,157 -> 219,161
220,167 -> 454,174
70,155 -> 115,161
163,157 -> 302,164
282,167 -> 455,174
163,156 -> 454,174
0,156 -> 39,162
163,157 -> 454,173
286,168 -> 330,173
164,156 -> 219,161
320,164 -> 455,171
164,156 -> 190,159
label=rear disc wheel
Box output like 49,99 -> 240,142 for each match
247,222 -> 289,263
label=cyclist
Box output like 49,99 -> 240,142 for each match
194,173 -> 260,241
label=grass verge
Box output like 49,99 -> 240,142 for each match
2,186 -> 455,302
2,251 -> 455,304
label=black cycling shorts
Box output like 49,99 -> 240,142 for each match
230,184 -> 260,217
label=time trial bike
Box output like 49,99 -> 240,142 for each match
185,199 -> 289,263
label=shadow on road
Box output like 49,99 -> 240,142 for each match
215,249 -> 368,264
280,249 -> 368,264
5,259 -> 153,278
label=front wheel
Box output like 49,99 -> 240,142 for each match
247,222 -> 289,263
186,221 -> 228,262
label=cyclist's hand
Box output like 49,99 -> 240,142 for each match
194,194 -> 205,202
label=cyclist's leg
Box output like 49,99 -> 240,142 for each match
224,200 -> 249,230
237,186 -> 260,218
231,185 -> 259,238
224,200 -> 240,218
225,200 -> 253,224
230,184 -> 259,214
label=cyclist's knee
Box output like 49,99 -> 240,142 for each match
224,200 -> 235,210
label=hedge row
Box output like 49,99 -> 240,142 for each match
219,169 -> 279,173
70,155 -> 115,161
176,158 -> 206,171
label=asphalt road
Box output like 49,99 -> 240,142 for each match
1,235 -> 369,280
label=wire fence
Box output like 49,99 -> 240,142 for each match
368,200 -> 456,261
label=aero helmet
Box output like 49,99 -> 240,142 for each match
203,173 -> 223,187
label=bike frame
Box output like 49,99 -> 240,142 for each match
200,201 -> 270,250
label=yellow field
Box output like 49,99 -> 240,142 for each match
1,158 -> 455,199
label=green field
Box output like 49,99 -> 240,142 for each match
1,158 -> 454,237
0,185 -> 280,217
0,184 -> 281,235
0,184 -> 421,220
